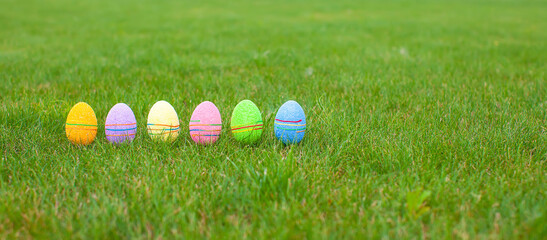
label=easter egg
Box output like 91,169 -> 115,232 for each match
147,100 -> 180,142
230,100 -> 263,144
104,103 -> 137,144
274,100 -> 306,144
65,102 -> 98,145
189,101 -> 222,145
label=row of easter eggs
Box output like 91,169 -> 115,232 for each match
65,100 -> 306,146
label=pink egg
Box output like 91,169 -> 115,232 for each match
189,101 -> 222,145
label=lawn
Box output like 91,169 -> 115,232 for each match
0,0 -> 546,238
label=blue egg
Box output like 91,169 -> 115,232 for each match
274,100 -> 306,144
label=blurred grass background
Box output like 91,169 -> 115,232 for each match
0,0 -> 545,238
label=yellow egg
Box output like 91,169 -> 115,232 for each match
65,102 -> 98,145
147,100 -> 180,142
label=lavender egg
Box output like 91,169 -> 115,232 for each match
105,103 -> 137,144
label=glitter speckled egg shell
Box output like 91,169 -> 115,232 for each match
105,103 -> 137,144
147,100 -> 180,142
65,102 -> 98,145
230,100 -> 263,144
189,101 -> 222,145
274,100 -> 306,144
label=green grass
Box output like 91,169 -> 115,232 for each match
1,0 -> 546,238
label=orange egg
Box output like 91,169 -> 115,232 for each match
65,102 -> 98,145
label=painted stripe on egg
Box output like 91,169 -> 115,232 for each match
148,128 -> 180,132
105,127 -> 137,131
106,133 -> 136,137
276,127 -> 306,131
189,129 -> 221,132
148,130 -> 179,135
191,134 -> 220,137
274,122 -> 306,126
232,128 -> 263,134
189,124 -> 222,126
231,124 -> 263,131
275,119 -> 302,123
66,127 -> 97,131
147,123 -> 180,127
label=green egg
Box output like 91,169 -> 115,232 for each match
230,100 -> 263,144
